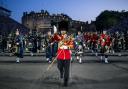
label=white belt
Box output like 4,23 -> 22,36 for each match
59,45 -> 69,49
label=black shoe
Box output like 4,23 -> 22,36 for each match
60,73 -> 63,79
63,81 -> 68,87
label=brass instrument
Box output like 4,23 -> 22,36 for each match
58,34 -> 74,49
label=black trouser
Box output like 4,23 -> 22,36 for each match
100,47 -> 108,58
57,60 -> 70,84
92,42 -> 97,53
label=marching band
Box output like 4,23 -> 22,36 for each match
1,26 -> 128,64
0,21 -> 128,87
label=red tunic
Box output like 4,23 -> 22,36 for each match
92,34 -> 98,44
51,33 -> 61,42
88,34 -> 91,42
99,34 -> 107,47
99,34 -> 111,47
106,35 -> 111,46
84,33 -> 89,42
57,48 -> 71,60
57,34 -> 72,60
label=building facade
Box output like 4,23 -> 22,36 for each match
22,10 -> 89,33
22,10 -> 73,33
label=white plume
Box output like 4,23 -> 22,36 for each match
53,25 -> 57,33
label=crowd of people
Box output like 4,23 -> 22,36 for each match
0,29 -> 128,63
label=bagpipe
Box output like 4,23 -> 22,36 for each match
9,42 -> 20,55
74,34 -> 85,53
44,34 -> 61,52
9,36 -> 24,55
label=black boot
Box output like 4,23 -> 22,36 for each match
60,72 -> 63,79
64,79 -> 68,87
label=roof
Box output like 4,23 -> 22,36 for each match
0,16 -> 29,35
0,6 -> 11,12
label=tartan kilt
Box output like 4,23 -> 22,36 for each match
14,46 -> 20,57
52,42 -> 58,57
75,45 -> 83,56
100,46 -> 108,54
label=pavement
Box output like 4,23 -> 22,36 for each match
0,56 -> 128,89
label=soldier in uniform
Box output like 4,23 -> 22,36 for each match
15,29 -> 25,63
74,31 -> 84,63
51,33 -> 60,58
113,32 -> 120,53
44,30 -> 53,63
98,31 -> 111,64
57,21 -> 72,86
28,35 -> 34,56
32,36 -> 38,53
37,34 -> 42,53
92,32 -> 99,56
83,32 -> 89,49
86,32 -> 91,50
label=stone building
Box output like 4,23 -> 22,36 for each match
22,10 -> 72,33
22,10 -> 88,33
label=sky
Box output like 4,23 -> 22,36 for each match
1,0 -> 128,23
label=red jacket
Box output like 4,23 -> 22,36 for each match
106,36 -> 111,46
57,48 -> 71,60
99,34 -> 111,47
84,34 -> 89,42
51,33 -> 61,42
92,34 -> 98,43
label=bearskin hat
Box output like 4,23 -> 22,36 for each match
58,20 -> 69,32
